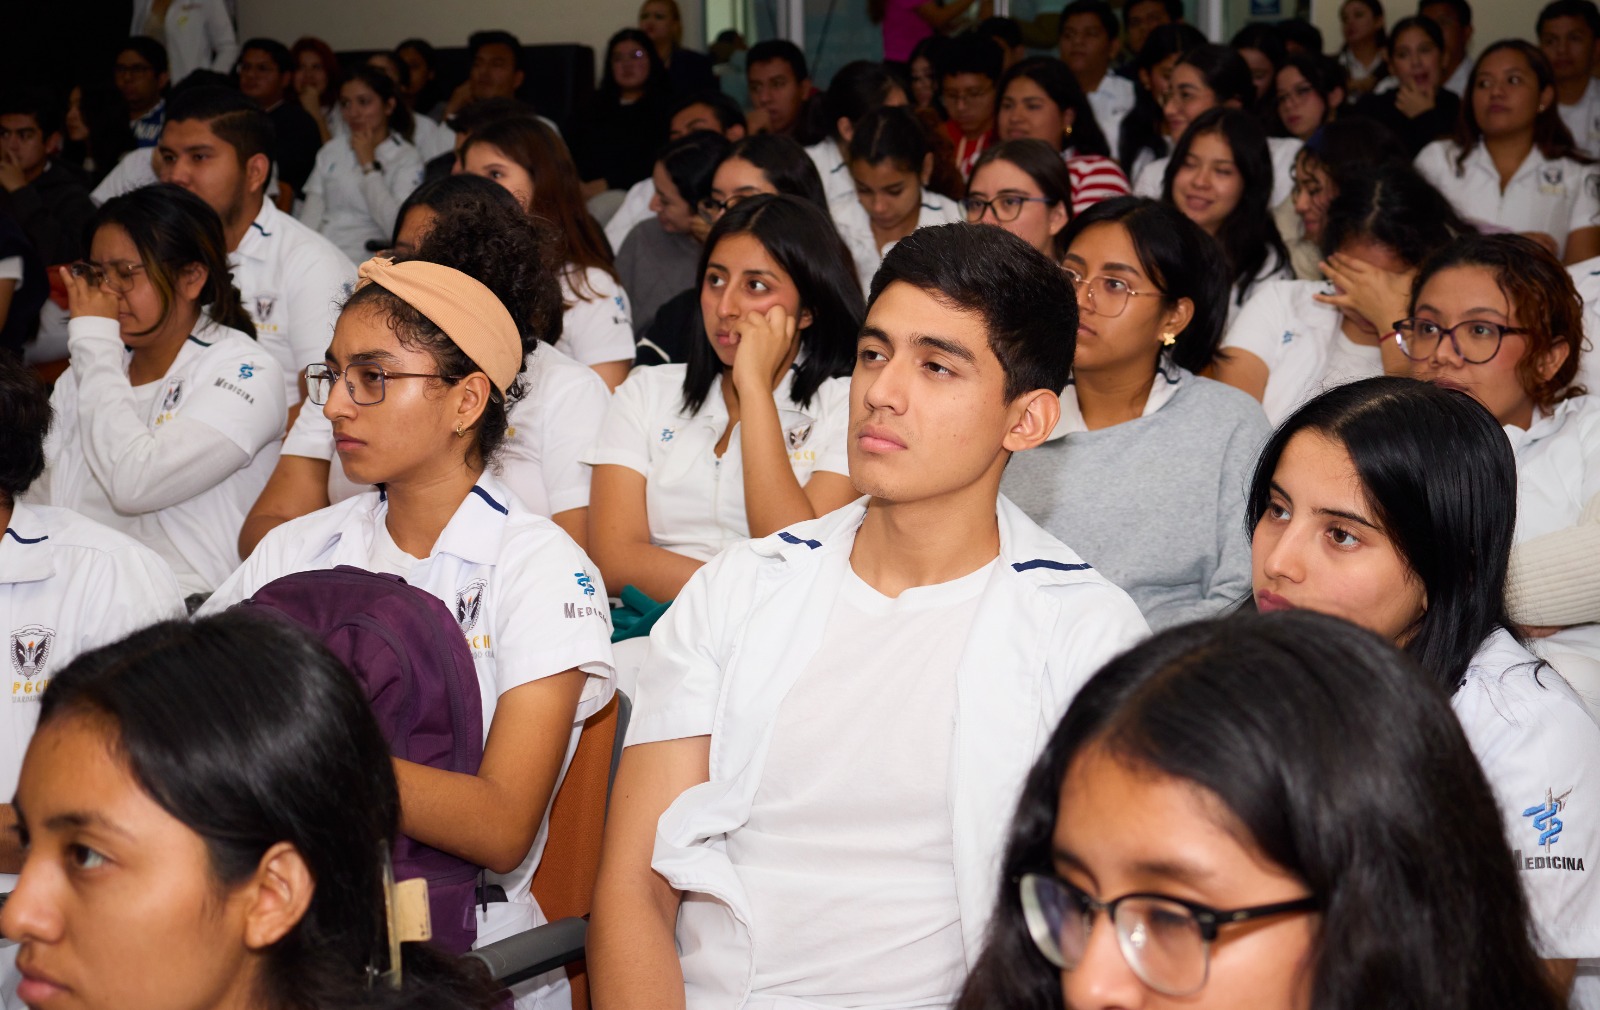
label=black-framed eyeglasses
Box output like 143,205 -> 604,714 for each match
304,362 -> 462,406
697,190 -> 762,220
1018,872 -> 1318,997
962,194 -> 1058,223
1063,267 -> 1163,318
69,259 -> 145,293
1390,317 -> 1531,364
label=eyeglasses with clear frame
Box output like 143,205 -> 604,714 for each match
1062,267 -> 1164,318
69,259 -> 146,294
961,193 -> 1058,223
1018,872 -> 1319,997
304,362 -> 462,406
1389,317 -> 1531,364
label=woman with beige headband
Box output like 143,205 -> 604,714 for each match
204,254 -> 616,1010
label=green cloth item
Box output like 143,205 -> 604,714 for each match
610,584 -> 672,643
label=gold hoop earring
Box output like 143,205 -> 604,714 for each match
455,421 -> 467,438
1064,122 -> 1074,138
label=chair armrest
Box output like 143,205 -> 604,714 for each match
463,915 -> 588,986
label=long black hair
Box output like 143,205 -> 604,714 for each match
956,610 -> 1558,1010
997,56 -> 1111,158
1162,106 -> 1288,306
1452,40 -> 1591,172
1118,22 -> 1207,173
34,615 -> 500,1010
682,194 -> 862,415
598,28 -> 671,105
721,134 -> 830,212
1245,377 -> 1519,692
343,65 -> 415,144
658,129 -> 733,213
91,183 -> 256,339
1059,196 -> 1229,373
1320,161 -> 1473,264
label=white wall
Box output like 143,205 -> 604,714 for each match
1309,0 -> 1536,63
237,0 -> 707,74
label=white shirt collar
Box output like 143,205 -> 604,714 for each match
1046,357 -> 1185,441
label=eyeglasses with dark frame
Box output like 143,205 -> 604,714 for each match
961,193 -> 1058,224
1018,872 -> 1319,997
304,362 -> 463,406
1062,267 -> 1164,318
1389,317 -> 1531,364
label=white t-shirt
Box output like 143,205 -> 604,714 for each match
90,147 -> 160,205
231,200 -> 357,405
1452,629 -> 1600,967
284,343 -> 610,518
585,364 -> 851,562
1085,72 -> 1136,164
729,560 -> 987,1006
557,265 -> 635,367
0,502 -> 184,1007
830,189 -> 964,298
299,133 -> 425,264
40,317 -> 285,594
1132,136 -> 1301,210
602,177 -> 655,254
1222,279 -> 1382,424
1416,139 -> 1600,251
806,138 -> 855,206
200,474 -> 615,946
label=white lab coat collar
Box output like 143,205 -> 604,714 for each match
1503,395 -> 1586,454
1046,357 -> 1185,441
1,503 -> 57,586
655,494 -> 1123,1007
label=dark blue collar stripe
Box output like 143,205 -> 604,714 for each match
1012,559 -> 1092,573
777,531 -> 822,549
251,221 -> 271,237
470,485 -> 509,515
4,529 -> 47,545
186,334 -> 213,347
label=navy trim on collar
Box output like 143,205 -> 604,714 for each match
777,531 -> 822,549
1012,559 -> 1091,573
3,529 -> 47,545
250,220 -> 272,238
470,484 -> 509,515
186,334 -> 214,347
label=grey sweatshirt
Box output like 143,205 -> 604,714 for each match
1001,369 -> 1271,631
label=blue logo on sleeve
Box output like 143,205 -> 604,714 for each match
575,571 -> 596,597
238,362 -> 255,380
1523,789 -> 1570,851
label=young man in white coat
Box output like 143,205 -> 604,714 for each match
588,222 -> 1151,1010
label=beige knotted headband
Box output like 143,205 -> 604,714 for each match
355,257 -> 521,396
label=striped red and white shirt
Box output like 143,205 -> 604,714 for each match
1065,152 -> 1131,214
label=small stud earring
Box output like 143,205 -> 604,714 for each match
1064,122 -> 1074,138
1161,332 -> 1176,347
455,421 -> 467,438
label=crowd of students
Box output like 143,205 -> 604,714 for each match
2,0 -> 1600,1007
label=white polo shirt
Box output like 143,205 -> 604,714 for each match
1415,139 -> 1600,252
1085,72 -> 1136,163
603,177 -> 655,253
1222,279 -> 1382,424
201,474 -> 616,946
585,364 -> 851,563
1560,79 -> 1600,161
830,189 -> 964,298
299,133 -> 425,264
558,265 -> 635,368
629,496 -> 1150,1008
284,343 -> 610,517
231,200 -> 357,405
1453,628 -> 1600,968
40,317 -> 285,595
806,138 -> 855,206
1132,136 -> 1301,210
90,147 -> 159,205
1564,256 -> 1600,397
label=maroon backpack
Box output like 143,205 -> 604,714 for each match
234,565 -> 485,954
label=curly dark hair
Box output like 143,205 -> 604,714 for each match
343,175 -> 565,468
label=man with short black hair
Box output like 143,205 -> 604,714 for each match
1060,0 -> 1133,163
1124,0 -> 1181,58
447,30 -> 526,117
604,91 -> 748,249
156,86 -> 355,418
1541,0 -> 1600,157
115,37 -> 170,147
1420,0 -> 1475,96
747,39 -> 815,138
589,223 -> 1148,1008
235,37 -> 322,204
0,89 -> 95,266
940,33 -> 1003,180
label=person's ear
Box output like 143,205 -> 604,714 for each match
920,151 -> 934,185
455,371 -> 493,432
1539,83 -> 1556,115
241,842 -> 314,951
177,261 -> 210,302
383,97 -> 396,117
1003,389 -> 1061,453
512,70 -> 525,92
837,116 -> 854,144
1329,85 -> 1345,108
726,123 -> 748,142
1060,106 -> 1077,136
157,71 -> 171,92
1108,35 -> 1123,62
1047,198 -> 1070,238
1161,297 -> 1195,343
1535,339 -> 1572,384
244,151 -> 271,198
45,131 -> 63,157
797,306 -> 814,330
